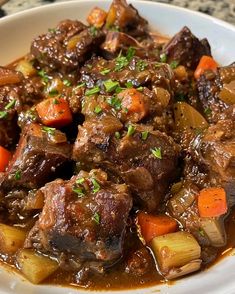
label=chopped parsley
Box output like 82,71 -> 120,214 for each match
14,170 -> 21,180
125,81 -> 133,88
94,105 -> 102,114
48,89 -> 59,96
126,47 -> 136,61
75,82 -> 86,89
204,107 -> 212,116
137,86 -> 143,92
151,147 -> 162,159
103,79 -> 119,92
170,60 -> 179,69
89,26 -> 98,37
155,62 -> 162,68
115,131 -> 121,139
72,187 -> 85,197
107,96 -> 122,110
85,86 -> 100,96
53,99 -> 59,105
160,53 -> 167,63
38,69 -> 49,84
42,126 -> 56,135
87,64 -> 93,69
91,178 -> 100,193
0,111 -> 7,119
198,228 -> 205,237
141,131 -> 149,140
76,178 -> 85,184
63,79 -> 71,87
114,54 -> 129,72
136,59 -> 148,71
115,86 -> 124,94
127,125 -> 135,136
93,212 -> 100,224
100,68 -> 111,75
5,99 -> 16,110
48,28 -> 56,33
175,93 -> 186,102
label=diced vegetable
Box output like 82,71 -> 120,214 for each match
36,97 -> 72,128
198,187 -> 227,217
137,212 -> 178,243
174,102 -> 209,131
0,146 -> 11,172
218,80 -> 235,105
17,249 -> 59,284
0,224 -> 26,254
87,7 -> 107,28
0,67 -> 22,86
166,259 -> 201,280
151,231 -> 201,275
194,55 -> 218,79
200,217 -> 226,247
118,88 -> 148,122
15,60 -> 36,77
153,87 -> 171,108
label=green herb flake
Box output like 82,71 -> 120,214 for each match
155,62 -> 162,68
48,28 -> 56,33
100,68 -> 111,75
49,89 -> 59,96
141,131 -> 149,140
115,55 -> 129,72
85,86 -> 100,96
87,64 -> 93,69
5,99 -> 16,110
115,131 -> 121,139
127,125 -> 135,136
14,170 -> 21,180
72,186 -> 85,197
107,96 -> 122,110
126,47 -> 136,61
151,147 -> 162,159
92,212 -> 100,224
75,82 -> 86,89
160,53 -> 167,63
136,59 -> 148,71
53,99 -> 59,105
103,79 -> 119,93
94,105 -> 102,114
137,86 -> 144,92
42,126 -> 56,135
89,26 -> 98,37
76,177 -> 85,185
0,111 -> 7,119
204,107 -> 212,116
198,228 -> 205,237
170,60 -> 179,69
175,93 -> 186,102
91,178 -> 100,193
38,69 -> 49,83
63,79 -> 71,87
125,81 -> 133,88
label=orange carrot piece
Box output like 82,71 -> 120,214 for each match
194,55 -> 218,79
118,88 -> 148,122
0,146 -> 12,172
87,7 -> 107,28
36,98 -> 72,128
136,212 -> 178,244
198,187 -> 227,217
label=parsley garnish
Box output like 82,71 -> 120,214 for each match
89,26 -> 98,37
107,96 -> 122,110
125,81 -> 133,88
42,126 -> 56,135
63,79 -> 71,87
115,54 -> 129,72
126,47 -> 136,61
85,86 -> 100,96
72,186 -> 85,197
94,105 -> 102,114
115,131 -> 121,139
127,125 -> 135,136
49,89 -> 59,96
91,178 -> 100,193
100,68 -> 111,75
48,28 -> 56,33
0,111 -> 7,119
204,107 -> 212,116
151,147 -> 162,159
170,60 -> 179,69
14,170 -> 21,180
137,86 -> 143,92
53,99 -> 59,105
76,178 -> 85,184
136,59 -> 148,71
38,69 -> 49,84
198,228 -> 205,237
160,53 -> 167,63
75,82 -> 86,89
5,99 -> 16,110
93,212 -> 100,224
103,79 -> 119,92
141,131 -> 149,140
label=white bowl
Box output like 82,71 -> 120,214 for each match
0,1 -> 235,293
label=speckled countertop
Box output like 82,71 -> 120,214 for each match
0,0 -> 235,25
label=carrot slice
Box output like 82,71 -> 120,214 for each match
136,212 -> 178,244
194,55 -> 218,79
0,146 -> 12,172
87,7 -> 107,28
118,88 -> 148,122
198,187 -> 227,217
36,98 -> 72,128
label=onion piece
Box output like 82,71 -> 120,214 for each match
166,259 -> 202,280
15,60 -> 36,78
219,80 -> 235,105
200,217 -> 226,247
174,102 -> 209,131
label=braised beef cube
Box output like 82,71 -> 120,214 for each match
197,64 -> 235,123
162,26 -> 211,69
25,169 -> 132,268
0,123 -> 71,190
31,20 -> 104,72
73,119 -> 180,211
106,0 -> 148,37
125,247 -> 152,276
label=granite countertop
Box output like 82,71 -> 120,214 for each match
0,0 -> 235,25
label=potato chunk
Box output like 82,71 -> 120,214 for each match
0,224 -> 26,254
17,249 -> 59,284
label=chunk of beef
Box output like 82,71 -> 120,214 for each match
197,64 -> 235,123
73,117 -> 180,211
31,20 -> 104,72
125,247 -> 152,276
25,169 -> 132,269
106,0 -> 148,37
162,26 -> 211,69
0,123 -> 71,190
